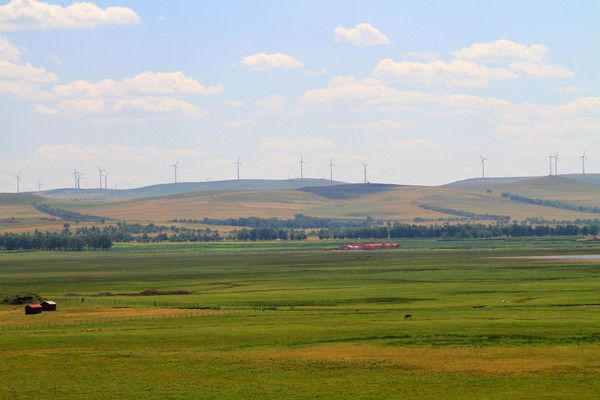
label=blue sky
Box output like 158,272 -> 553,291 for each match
1,0 -> 599,191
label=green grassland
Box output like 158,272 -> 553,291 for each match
1,239 -> 599,399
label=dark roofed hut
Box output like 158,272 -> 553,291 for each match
41,301 -> 57,311
25,304 -> 43,315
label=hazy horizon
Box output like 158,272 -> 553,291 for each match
1,0 -> 599,192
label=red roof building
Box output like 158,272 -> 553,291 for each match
25,304 -> 43,315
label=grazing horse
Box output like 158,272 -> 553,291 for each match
404,314 -> 412,320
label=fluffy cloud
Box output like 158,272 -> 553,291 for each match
495,97 -> 600,137
508,61 -> 573,79
37,97 -> 204,117
333,23 -> 390,46
304,68 -> 327,77
0,0 -> 140,31
0,35 -> 21,61
350,119 -> 411,131
373,40 -> 572,87
241,52 -> 303,70
392,138 -> 436,149
452,39 -> 548,62
373,58 -> 516,87
301,76 -> 509,114
0,59 -> 58,82
558,86 -> 589,94
53,71 -> 222,98
262,137 -> 335,150
256,94 -> 285,116
35,71 -> 221,117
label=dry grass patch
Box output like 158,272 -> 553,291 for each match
242,344 -> 600,375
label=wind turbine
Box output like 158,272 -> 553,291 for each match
299,156 -> 306,180
479,154 -> 489,179
361,161 -> 370,184
233,156 -> 242,180
327,157 -> 335,184
97,167 -> 106,189
579,152 -> 587,175
170,161 -> 179,184
73,167 -> 82,189
554,153 -> 559,176
14,171 -> 22,193
103,171 -> 109,189
36,179 -> 43,192
548,155 -> 553,176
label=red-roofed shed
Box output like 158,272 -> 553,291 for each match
25,304 -> 42,315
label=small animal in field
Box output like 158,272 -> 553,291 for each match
404,314 -> 412,320
81,298 -> 85,303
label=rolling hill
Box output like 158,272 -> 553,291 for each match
36,178 -> 343,200
3,175 -> 600,232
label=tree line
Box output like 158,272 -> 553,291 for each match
416,203 -> 511,223
170,214 -> 378,229
501,192 -> 600,214
33,202 -> 107,222
0,227 -> 112,251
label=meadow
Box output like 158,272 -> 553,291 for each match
0,239 -> 599,399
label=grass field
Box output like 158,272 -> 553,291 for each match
1,239 -> 599,399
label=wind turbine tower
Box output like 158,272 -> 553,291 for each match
299,156 -> 306,179
170,161 -> 179,184
548,155 -> 553,176
361,161 -> 370,184
233,157 -> 242,180
14,171 -> 22,193
479,154 -> 489,179
36,179 -> 43,192
97,167 -> 106,189
580,152 -> 587,175
103,172 -> 109,189
328,157 -> 335,184
554,153 -> 559,176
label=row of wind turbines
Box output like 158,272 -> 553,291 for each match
168,156 -> 371,185
478,152 -> 589,179
9,152 -> 592,193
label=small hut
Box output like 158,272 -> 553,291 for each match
25,304 -> 43,315
41,300 -> 57,311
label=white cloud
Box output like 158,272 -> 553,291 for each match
333,22 -> 390,46
49,54 -> 63,65
256,94 -> 285,116
509,61 -> 573,79
241,52 -> 303,70
558,86 -> 589,94
225,99 -> 245,107
0,35 -> 21,61
373,58 -> 516,87
301,75 -> 510,114
223,118 -> 257,128
452,39 -> 548,62
37,97 -> 204,117
405,51 -> 440,61
495,97 -> 600,137
0,0 -> 140,31
0,59 -> 58,82
351,119 -> 411,131
304,68 -> 327,77
0,80 -> 50,98
53,71 -> 222,98
262,137 -> 336,150
392,138 -> 436,149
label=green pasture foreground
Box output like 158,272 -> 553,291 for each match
0,239 -> 599,399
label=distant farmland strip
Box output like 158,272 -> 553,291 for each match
33,202 -> 107,222
416,203 -> 510,223
501,192 -> 600,214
